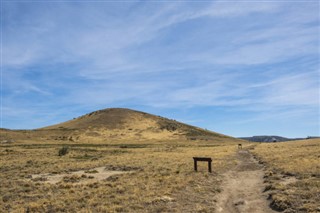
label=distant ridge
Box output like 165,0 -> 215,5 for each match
239,135 -> 319,142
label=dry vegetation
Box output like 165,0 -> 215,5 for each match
0,139 -> 241,212
1,109 -> 318,212
251,139 -> 320,213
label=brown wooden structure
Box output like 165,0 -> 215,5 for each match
193,157 -> 212,173
238,144 -> 242,149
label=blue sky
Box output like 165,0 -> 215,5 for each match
1,1 -> 319,138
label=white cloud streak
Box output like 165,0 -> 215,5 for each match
2,1 -> 319,132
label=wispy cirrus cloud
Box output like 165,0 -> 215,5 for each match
2,1 -> 319,137
2,1 -> 280,70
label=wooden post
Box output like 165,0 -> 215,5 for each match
193,157 -> 212,173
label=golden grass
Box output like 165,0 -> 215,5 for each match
251,139 -> 320,212
0,139 -> 241,212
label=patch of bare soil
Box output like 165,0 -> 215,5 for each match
279,176 -> 298,186
215,150 -> 277,213
30,167 -> 132,184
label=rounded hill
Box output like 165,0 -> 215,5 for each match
41,108 -> 234,142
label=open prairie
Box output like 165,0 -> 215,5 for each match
0,139 -> 241,212
2,139 -> 319,213
0,109 -> 319,212
252,139 -> 320,213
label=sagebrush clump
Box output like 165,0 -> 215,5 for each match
58,146 -> 69,156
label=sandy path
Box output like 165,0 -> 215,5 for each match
215,149 -> 277,213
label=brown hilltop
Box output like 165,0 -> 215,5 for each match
43,108 -> 164,130
2,108 -> 240,143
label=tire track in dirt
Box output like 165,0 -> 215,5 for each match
215,149 -> 277,213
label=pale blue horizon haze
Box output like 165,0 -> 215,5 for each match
1,1 -> 319,138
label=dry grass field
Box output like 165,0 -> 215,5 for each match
1,109 -> 319,212
0,139 -> 241,212
251,139 -> 320,213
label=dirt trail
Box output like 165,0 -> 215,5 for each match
215,149 -> 277,213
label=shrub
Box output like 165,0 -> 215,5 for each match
58,146 -> 69,156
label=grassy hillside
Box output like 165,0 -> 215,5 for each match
0,108 -> 246,212
2,108 -> 238,144
1,109 -> 318,212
